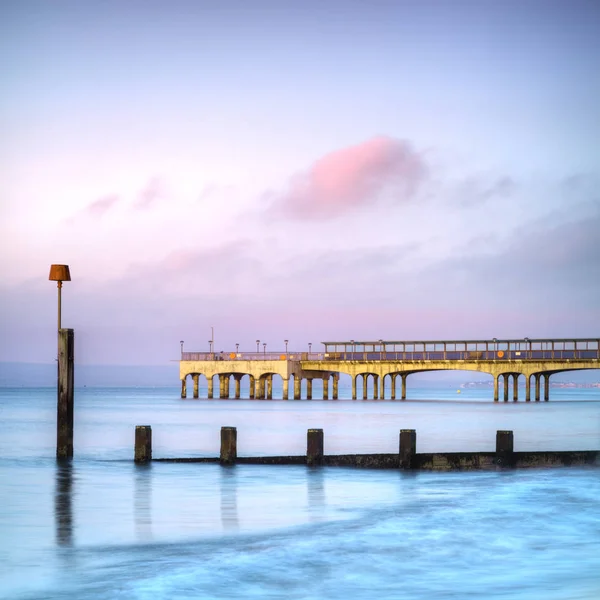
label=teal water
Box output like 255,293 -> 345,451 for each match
1,385 -> 599,599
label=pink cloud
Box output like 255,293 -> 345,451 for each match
86,194 -> 119,217
135,177 -> 165,210
272,136 -> 427,219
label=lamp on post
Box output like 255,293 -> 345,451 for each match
236,343 -> 239,354
263,342 -> 266,356
379,339 -> 384,360
284,339 -> 289,354
493,338 -> 498,359
180,340 -> 184,358
524,337 -> 530,358
256,339 -> 260,354
350,339 -> 355,358
308,342 -> 312,355
48,265 -> 71,331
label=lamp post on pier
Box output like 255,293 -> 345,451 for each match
284,339 -> 289,354
180,340 -> 184,358
236,343 -> 239,354
379,339 -> 384,360
256,339 -> 260,354
308,342 -> 312,355
263,342 -> 266,356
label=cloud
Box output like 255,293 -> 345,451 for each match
456,175 -> 517,208
269,136 -> 427,220
134,177 -> 166,210
65,194 -> 120,224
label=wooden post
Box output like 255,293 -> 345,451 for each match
496,430 -> 514,467
399,429 -> 416,469
220,426 -> 237,465
134,426 -> 152,462
307,429 -> 324,466
57,328 -> 74,459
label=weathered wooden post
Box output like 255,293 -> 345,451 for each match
307,429 -> 324,466
57,328 -> 75,459
220,426 -> 237,465
496,430 -> 514,467
399,429 -> 416,469
134,426 -> 152,462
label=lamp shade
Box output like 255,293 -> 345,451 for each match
49,264 -> 71,282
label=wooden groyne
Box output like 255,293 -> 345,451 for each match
135,426 -> 600,471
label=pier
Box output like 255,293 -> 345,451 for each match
180,337 -> 600,402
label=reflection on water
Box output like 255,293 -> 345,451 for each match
134,463 -> 153,542
220,466 -> 239,531
307,468 -> 325,522
55,460 -> 73,547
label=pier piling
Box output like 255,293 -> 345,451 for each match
220,426 -> 237,465
57,328 -> 75,459
399,429 -> 416,469
307,429 -> 324,466
134,426 -> 152,462
496,430 -> 514,467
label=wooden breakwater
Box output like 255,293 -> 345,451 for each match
134,426 -> 600,471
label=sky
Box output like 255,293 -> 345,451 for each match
1,0 -> 599,365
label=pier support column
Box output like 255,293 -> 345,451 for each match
257,378 -> 265,399
323,376 -> 329,400
307,429 -> 324,466
220,427 -> 237,465
181,378 -> 187,399
249,375 -> 255,399
363,375 -> 368,400
267,375 -> 273,400
544,373 -> 550,401
391,374 -> 396,400
380,374 -> 386,400
351,375 -> 357,400
333,374 -> 339,400
193,375 -> 199,399
401,374 -> 407,400
526,375 -> 531,402
294,377 -> 301,400
513,374 -> 519,402
134,425 -> 152,463
493,375 -> 499,402
503,374 -> 509,402
234,375 -> 241,399
399,429 -> 416,469
307,378 -> 313,400
225,376 -> 231,399
208,377 -> 214,399
535,374 -> 540,401
219,375 -> 225,399
283,378 -> 289,400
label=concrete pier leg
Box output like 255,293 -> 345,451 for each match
351,375 -> 357,400
363,375 -> 368,400
218,375 -> 225,399
391,374 -> 396,400
323,377 -> 329,400
493,375 -> 499,402
544,373 -> 550,401
234,376 -> 241,399
267,375 -> 273,400
193,375 -> 199,399
496,430 -> 514,467
134,425 -> 152,463
283,378 -> 289,400
208,377 -> 214,399
535,374 -> 540,401
333,374 -> 339,400
526,375 -> 531,402
220,427 -> 237,465
373,375 -> 379,399
401,374 -> 407,400
380,374 -> 386,400
257,378 -> 265,399
181,378 -> 187,399
399,429 -> 416,469
503,374 -> 509,402
307,379 -> 313,400
307,429 -> 324,466
57,328 -> 74,459
249,376 -> 255,399
294,377 -> 301,400
224,376 -> 231,399
513,374 -> 518,402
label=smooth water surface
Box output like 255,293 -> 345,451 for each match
1,386 -> 599,599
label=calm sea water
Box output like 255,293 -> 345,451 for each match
1,384 -> 599,599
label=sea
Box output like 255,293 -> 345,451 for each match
1,377 -> 599,599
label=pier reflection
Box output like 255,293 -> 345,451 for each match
134,463 -> 153,542
220,467 -> 239,531
54,460 -> 73,547
307,468 -> 325,521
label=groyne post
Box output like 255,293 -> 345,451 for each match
496,430 -> 514,467
134,426 -> 152,462
57,328 -> 75,459
399,429 -> 416,469
220,426 -> 237,465
307,428 -> 324,466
